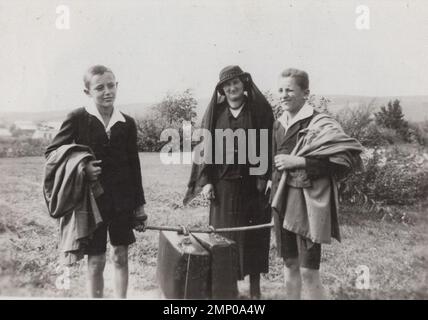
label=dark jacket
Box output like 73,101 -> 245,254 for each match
43,144 -> 103,265
46,107 -> 145,216
270,111 -> 330,201
184,83 -> 274,205
202,99 -> 272,184
271,110 -> 363,245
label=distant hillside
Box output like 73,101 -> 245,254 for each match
197,95 -> 428,122
0,95 -> 427,124
0,102 -> 155,124
324,95 -> 428,122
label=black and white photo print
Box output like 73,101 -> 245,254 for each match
0,0 -> 427,303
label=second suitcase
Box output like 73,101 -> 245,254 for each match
192,232 -> 239,299
157,230 -> 210,299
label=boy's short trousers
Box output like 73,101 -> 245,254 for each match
280,228 -> 321,270
85,212 -> 136,255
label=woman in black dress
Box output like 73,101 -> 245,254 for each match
185,65 -> 274,298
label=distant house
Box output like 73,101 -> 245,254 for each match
12,121 -> 37,137
0,128 -> 12,137
43,121 -> 62,131
13,120 -> 38,131
32,121 -> 61,141
32,129 -> 57,141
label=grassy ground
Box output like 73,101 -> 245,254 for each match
0,153 -> 427,299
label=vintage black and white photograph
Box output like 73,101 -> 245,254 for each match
0,0 -> 427,301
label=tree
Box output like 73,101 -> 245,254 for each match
135,89 -> 198,151
335,102 -> 387,147
135,115 -> 166,152
157,89 -> 197,127
375,99 -> 410,142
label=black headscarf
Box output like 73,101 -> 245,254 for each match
183,66 -> 274,205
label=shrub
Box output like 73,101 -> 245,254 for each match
136,89 -> 198,152
334,103 -> 388,147
375,99 -> 410,142
376,127 -> 402,145
136,114 -> 169,152
340,147 -> 428,207
409,120 -> 428,146
0,137 -> 49,158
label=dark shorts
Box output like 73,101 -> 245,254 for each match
281,228 -> 321,270
85,212 -> 136,255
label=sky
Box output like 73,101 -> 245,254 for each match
0,0 -> 427,112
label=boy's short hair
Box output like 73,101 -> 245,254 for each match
280,68 -> 309,91
83,65 -> 115,90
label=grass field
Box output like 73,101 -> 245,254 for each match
0,153 -> 427,299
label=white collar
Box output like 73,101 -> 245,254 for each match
278,102 -> 314,133
229,102 -> 245,118
85,104 -> 126,133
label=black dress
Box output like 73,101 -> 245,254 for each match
208,101 -> 271,280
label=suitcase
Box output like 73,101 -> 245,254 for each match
156,230 -> 210,299
192,233 -> 239,299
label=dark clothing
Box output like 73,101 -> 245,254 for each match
281,228 -> 321,270
206,100 -> 272,279
43,144 -> 103,219
184,76 -> 274,204
198,99 -> 273,185
211,103 -> 251,180
46,107 -> 145,219
271,112 -> 339,265
271,106 -> 363,269
270,112 -> 331,200
183,73 -> 274,279
43,144 -> 104,265
210,177 -> 270,279
84,211 -> 136,255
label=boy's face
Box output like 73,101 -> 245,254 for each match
85,72 -> 118,109
277,76 -> 309,114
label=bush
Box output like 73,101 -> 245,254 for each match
334,103 -> 388,147
136,89 -> 198,152
409,120 -> 428,146
263,92 -> 428,211
136,114 -> 169,152
375,99 -> 410,142
340,147 -> 428,207
376,127 -> 403,145
0,137 -> 49,158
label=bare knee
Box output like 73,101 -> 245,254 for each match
283,258 -> 301,286
300,267 -> 320,285
88,254 -> 106,276
111,246 -> 128,269
284,258 -> 300,274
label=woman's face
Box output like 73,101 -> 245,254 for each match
277,76 -> 309,114
222,77 -> 245,104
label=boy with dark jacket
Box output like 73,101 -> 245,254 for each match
46,65 -> 147,298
